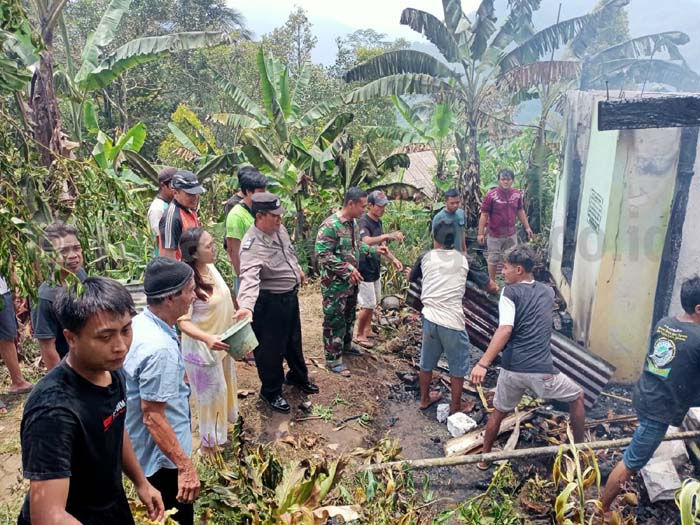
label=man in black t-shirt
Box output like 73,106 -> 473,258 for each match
601,276 -> 700,518
32,222 -> 88,370
19,277 -> 163,525
355,191 -> 404,348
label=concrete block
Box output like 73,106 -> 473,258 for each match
447,412 -> 477,438
641,459 -> 681,502
436,404 -> 450,424
647,426 -> 689,470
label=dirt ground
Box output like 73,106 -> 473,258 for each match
0,284 -> 691,523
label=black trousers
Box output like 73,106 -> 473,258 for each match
147,468 -> 194,525
252,288 -> 309,399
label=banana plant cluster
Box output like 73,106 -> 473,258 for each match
341,0 -> 641,225
210,47 -> 415,241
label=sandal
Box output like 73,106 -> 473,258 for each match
353,338 -> 374,349
476,461 -> 491,471
328,364 -> 351,377
8,384 -> 33,395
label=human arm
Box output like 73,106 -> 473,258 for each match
226,238 -> 242,275
381,246 -> 403,271
469,290 -> 515,384
22,407 -> 80,524
477,212 -> 489,245
141,400 -> 200,503
28,480 -> 81,525
159,209 -> 181,259
467,269 -> 499,294
122,430 -> 164,521
235,242 -> 263,315
361,231 -> 404,245
517,208 -> 534,239
177,319 -> 228,351
407,253 -> 426,283
315,221 -> 361,281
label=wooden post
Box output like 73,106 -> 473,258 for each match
364,430 -> 700,473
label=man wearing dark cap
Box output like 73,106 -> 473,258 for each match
407,220 -> 472,416
148,167 -> 177,256
159,170 -> 204,260
123,258 -> 199,525
225,166 -> 268,295
355,190 -> 404,348
234,192 -> 318,413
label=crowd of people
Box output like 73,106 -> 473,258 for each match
2,165 -> 699,524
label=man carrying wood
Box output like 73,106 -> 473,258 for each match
600,275 -> 700,519
469,245 -> 584,470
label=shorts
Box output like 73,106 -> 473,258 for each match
493,369 -> 582,412
420,317 -> 470,378
487,234 -> 517,264
0,293 -> 18,341
623,417 -> 668,471
358,279 -> 381,309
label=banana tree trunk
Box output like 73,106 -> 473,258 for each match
460,122 -> 482,228
31,48 -> 63,167
524,118 -> 547,234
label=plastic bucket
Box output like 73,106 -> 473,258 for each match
219,320 -> 258,361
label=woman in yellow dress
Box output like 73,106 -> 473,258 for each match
178,227 -> 238,451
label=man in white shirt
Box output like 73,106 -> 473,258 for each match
408,220 -> 471,415
147,167 -> 177,256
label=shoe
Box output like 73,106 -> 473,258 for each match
343,344 -> 363,356
259,394 -> 290,413
285,379 -> 319,394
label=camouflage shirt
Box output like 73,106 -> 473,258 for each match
315,212 -> 376,294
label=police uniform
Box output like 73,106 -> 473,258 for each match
237,193 -> 318,413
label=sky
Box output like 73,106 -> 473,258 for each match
230,0 -> 481,63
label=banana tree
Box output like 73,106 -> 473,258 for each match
22,0 -> 233,153
209,47 -> 351,242
497,30 -> 698,232
343,0 -> 629,226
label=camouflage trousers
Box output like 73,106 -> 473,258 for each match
321,286 -> 358,367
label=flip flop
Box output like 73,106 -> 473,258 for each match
353,338 -> 374,349
8,385 -> 33,395
328,364 -> 351,377
476,461 -> 491,471
419,391 -> 443,410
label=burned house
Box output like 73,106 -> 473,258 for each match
548,91 -> 700,382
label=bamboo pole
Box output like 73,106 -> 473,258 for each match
364,430 -> 700,473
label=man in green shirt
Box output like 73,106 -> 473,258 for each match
225,167 -> 267,294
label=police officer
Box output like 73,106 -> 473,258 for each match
234,193 -> 319,413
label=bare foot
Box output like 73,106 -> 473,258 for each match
419,390 -> 443,410
9,381 -> 33,395
450,399 -> 475,415
367,331 -> 379,339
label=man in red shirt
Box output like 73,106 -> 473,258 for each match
159,171 -> 203,260
477,169 -> 533,281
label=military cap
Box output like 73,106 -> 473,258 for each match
251,192 -> 285,215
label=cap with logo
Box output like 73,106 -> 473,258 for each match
171,170 -> 205,195
368,190 -> 389,206
251,192 -> 285,216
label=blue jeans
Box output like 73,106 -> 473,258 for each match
623,416 -> 669,471
420,318 -> 470,378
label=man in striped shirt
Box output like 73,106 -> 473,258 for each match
159,171 -> 204,260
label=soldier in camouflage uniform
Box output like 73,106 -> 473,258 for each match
315,188 -> 387,377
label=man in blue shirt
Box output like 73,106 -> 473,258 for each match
124,258 -> 199,525
431,189 -> 466,253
